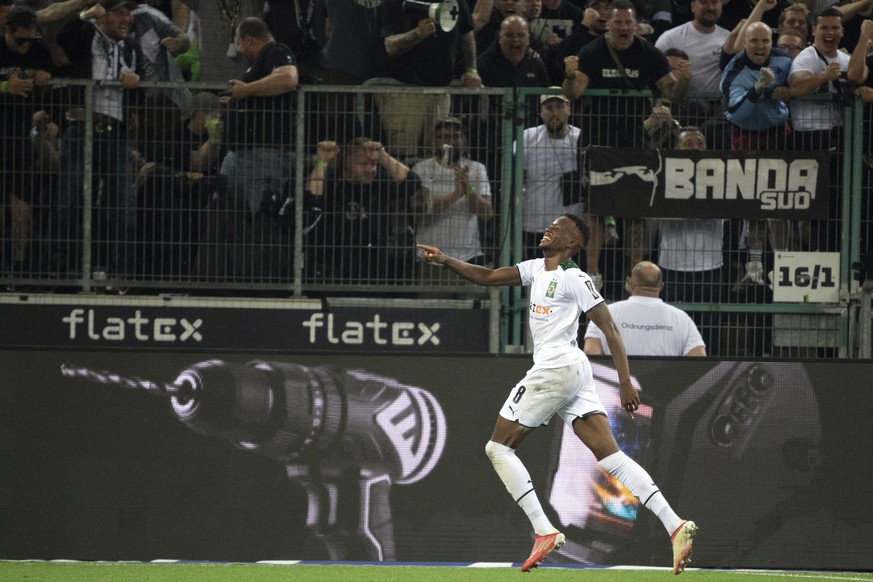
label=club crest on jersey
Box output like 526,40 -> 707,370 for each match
546,279 -> 558,298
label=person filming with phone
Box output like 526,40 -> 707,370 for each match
411,117 -> 493,289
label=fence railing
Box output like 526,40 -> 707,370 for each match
1,80 -> 870,357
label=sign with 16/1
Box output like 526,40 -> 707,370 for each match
772,252 -> 840,303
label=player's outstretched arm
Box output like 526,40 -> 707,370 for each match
417,244 -> 520,286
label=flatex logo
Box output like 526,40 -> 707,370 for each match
302,313 -> 440,346
62,308 -> 203,342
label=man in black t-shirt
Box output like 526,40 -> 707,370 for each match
0,5 -> 56,273
562,0 -> 688,147
220,16 -> 298,215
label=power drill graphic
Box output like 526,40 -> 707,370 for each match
60,359 -> 448,561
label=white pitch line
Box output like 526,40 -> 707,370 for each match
727,571 -> 873,581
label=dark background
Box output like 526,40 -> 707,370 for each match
1,352 -> 870,569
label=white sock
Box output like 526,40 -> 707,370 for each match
598,450 -> 682,535
485,440 -> 556,535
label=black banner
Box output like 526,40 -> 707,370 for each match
0,298 -> 489,352
588,147 -> 830,219
1,351 -> 871,570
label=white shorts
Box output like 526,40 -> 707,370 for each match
499,360 -> 607,428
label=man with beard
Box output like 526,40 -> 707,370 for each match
789,7 -> 849,252
655,0 -> 729,93
521,92 -> 583,261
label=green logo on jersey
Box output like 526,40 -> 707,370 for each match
546,279 -> 558,298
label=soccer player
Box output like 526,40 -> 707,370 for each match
417,214 -> 697,573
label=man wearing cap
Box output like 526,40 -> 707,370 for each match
54,0 -> 151,280
521,89 -> 583,260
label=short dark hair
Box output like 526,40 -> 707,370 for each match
816,7 -> 842,21
563,213 -> 590,250
236,17 -> 273,41
6,5 -> 38,31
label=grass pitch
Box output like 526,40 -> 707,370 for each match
1,562 -> 872,582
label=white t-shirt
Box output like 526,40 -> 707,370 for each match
584,295 -> 705,356
517,258 -> 604,368
789,46 -> 849,132
651,218 -> 725,272
655,22 -> 729,92
412,156 -> 492,261
522,125 -> 584,234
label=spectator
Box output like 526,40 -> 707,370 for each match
475,0 -> 521,56
528,0 -> 583,83
521,91 -> 583,262
319,0 -> 383,85
563,0 -> 690,288
126,0 -> 193,148
0,5 -> 55,275
175,0 -> 263,83
777,2 -> 810,41
648,126 -> 725,355
789,6 -> 849,251
831,0 -> 873,51
776,27 -> 807,60
136,91 -> 223,277
655,0 -> 729,93
262,0 -> 323,84
55,0 -> 149,280
370,0 -> 481,160
722,21 -> 794,287
220,16 -> 297,216
412,117 -> 493,285
848,18 -> 873,258
478,14 -> 551,90
560,0 -> 610,60
583,260 -> 707,355
306,138 -> 421,284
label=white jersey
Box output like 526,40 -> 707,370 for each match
651,218 -> 724,272
789,46 -> 849,132
522,125 -> 584,233
655,22 -> 729,92
412,156 -> 492,261
517,258 -> 604,368
584,295 -> 705,356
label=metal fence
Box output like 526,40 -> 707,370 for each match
1,80 -> 871,357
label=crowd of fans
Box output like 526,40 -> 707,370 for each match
1,0 -> 870,352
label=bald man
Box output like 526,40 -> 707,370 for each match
584,261 -> 707,357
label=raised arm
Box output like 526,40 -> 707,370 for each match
417,244 -> 520,286
848,19 -> 873,85
562,55 -> 590,101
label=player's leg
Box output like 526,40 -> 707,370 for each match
572,413 -> 697,574
486,366 -> 577,571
